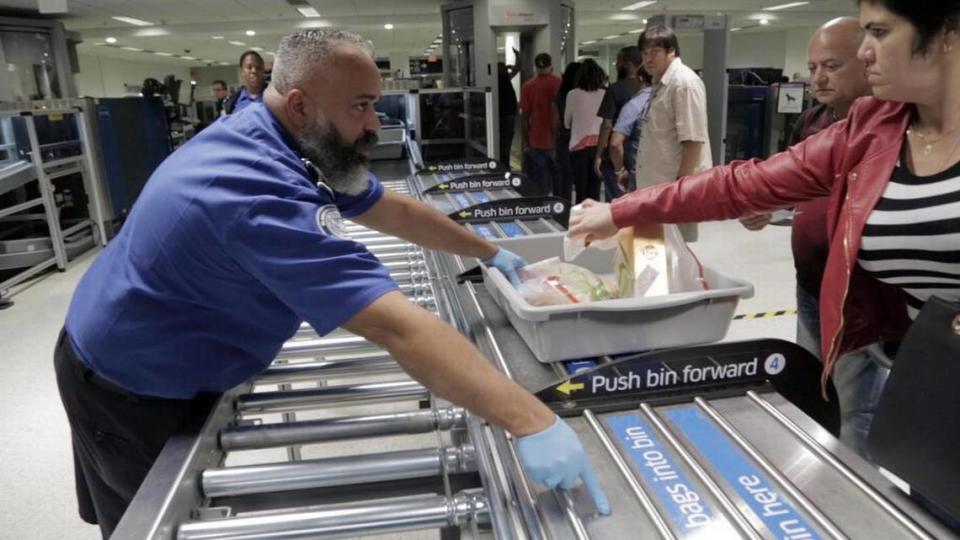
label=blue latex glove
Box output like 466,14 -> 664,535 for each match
483,248 -> 527,287
516,416 -> 612,515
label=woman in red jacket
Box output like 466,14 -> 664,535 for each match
570,0 -> 960,456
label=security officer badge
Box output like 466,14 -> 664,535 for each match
316,205 -> 349,239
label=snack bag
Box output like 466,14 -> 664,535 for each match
615,224 -> 669,298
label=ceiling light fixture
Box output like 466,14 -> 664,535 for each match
181,56 -> 196,60
219,62 -> 231,66
245,29 -> 256,36
296,19 -> 330,29
628,28 -> 644,34
759,18 -> 771,25
133,28 -> 169,37
251,46 -> 264,51
228,41 -> 246,46
112,16 -> 153,26
582,40 -> 598,45
211,35 -> 224,40
621,1 -> 657,10
153,51 -> 173,56
120,46 -> 143,51
384,23 -> 394,30
731,27 -> 742,32
603,34 -> 621,40
105,36 -> 117,44
763,1 -> 809,11
297,7 -> 320,17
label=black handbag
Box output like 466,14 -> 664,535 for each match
868,296 -> 960,525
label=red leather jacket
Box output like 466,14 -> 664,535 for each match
612,97 -> 912,386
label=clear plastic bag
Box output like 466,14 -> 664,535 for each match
517,257 -> 619,306
662,223 -> 709,293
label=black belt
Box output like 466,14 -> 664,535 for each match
60,330 -> 174,402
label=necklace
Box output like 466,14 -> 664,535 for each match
907,123 -> 960,156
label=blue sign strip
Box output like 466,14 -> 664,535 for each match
499,222 -> 524,237
665,406 -> 822,540
605,413 -> 728,537
453,193 -> 471,209
472,191 -> 491,203
563,359 -> 598,375
471,224 -> 497,240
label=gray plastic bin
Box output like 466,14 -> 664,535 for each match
481,241 -> 754,362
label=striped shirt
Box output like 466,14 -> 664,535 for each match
858,148 -> 960,319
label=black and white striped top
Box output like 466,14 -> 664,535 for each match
858,148 -> 960,319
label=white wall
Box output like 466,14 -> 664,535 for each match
76,54 -> 192,101
671,28 -> 818,74
784,27 -> 817,80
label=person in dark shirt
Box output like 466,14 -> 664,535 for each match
593,46 -> 645,200
552,62 -> 582,202
211,79 -> 229,116
497,53 -> 520,167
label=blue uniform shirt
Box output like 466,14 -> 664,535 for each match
232,87 -> 263,114
613,87 -> 654,172
65,103 -> 398,399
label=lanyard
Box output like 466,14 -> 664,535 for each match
301,158 -> 335,198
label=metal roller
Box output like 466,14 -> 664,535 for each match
177,490 -> 489,540
356,235 -> 417,247
234,380 -> 429,413
255,353 -> 400,383
346,230 -> 390,239
276,335 -> 373,359
220,406 -> 465,451
371,251 -> 425,264
202,444 -> 476,497
365,242 -> 419,254
382,259 -> 426,272
388,270 -> 431,284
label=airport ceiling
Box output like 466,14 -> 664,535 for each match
0,0 -> 856,67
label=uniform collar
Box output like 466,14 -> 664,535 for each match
248,103 -> 319,184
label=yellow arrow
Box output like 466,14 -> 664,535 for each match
458,210 -> 471,218
438,183 -> 449,189
555,380 -> 585,396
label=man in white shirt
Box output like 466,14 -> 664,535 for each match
635,25 -> 712,240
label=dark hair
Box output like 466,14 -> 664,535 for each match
858,0 -> 960,54
211,79 -> 227,89
239,50 -> 265,66
620,45 -> 643,67
534,52 -> 552,69
575,58 -> 607,92
559,61 -> 582,98
638,66 -> 653,85
639,24 -> 681,56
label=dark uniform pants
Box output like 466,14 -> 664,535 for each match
54,330 -> 195,538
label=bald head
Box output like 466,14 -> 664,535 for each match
807,17 -> 871,116
812,17 -> 865,56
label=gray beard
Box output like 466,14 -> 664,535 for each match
296,117 -> 378,196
